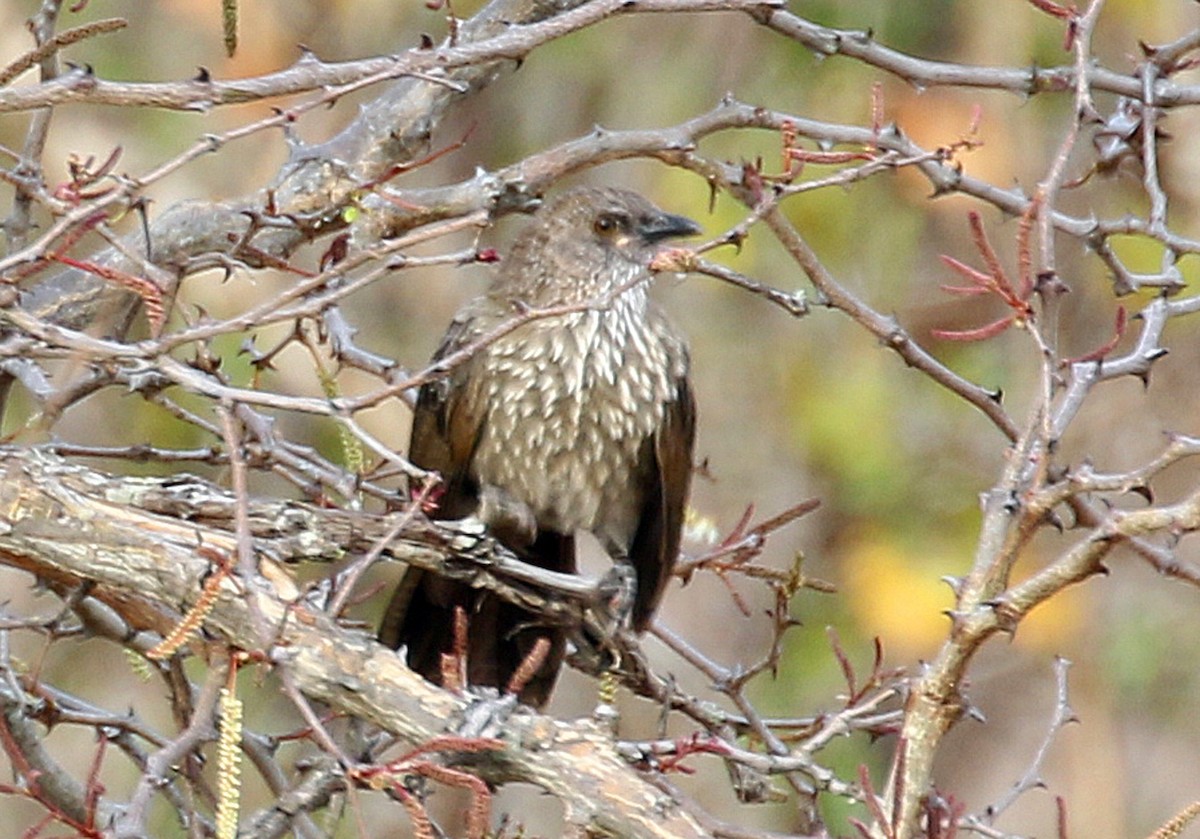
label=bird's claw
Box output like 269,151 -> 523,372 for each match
569,564 -> 637,673
454,687 -> 519,739
476,485 -> 538,549
443,515 -> 489,552
593,562 -> 637,631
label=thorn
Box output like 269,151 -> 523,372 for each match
1002,490 -> 1021,514
1046,511 -> 1065,533
940,575 -> 964,596
942,609 -> 969,631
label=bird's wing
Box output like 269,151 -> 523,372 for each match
628,361 -> 696,631
378,309 -> 486,652
407,311 -> 489,517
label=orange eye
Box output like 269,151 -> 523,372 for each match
594,216 -> 614,234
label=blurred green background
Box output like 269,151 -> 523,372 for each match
3,0 -> 1200,836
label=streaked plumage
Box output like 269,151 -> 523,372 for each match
380,187 -> 698,707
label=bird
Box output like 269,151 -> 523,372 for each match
380,186 -> 698,707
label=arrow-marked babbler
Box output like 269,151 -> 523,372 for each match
380,187 -> 698,707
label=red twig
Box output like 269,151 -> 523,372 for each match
49,254 -> 167,336
352,736 -> 504,839
439,606 -> 469,693
1060,306 -> 1127,366
932,211 -> 1037,342
505,637 -> 550,698
53,147 -> 122,204
651,733 -> 733,775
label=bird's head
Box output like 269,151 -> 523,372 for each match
496,187 -> 701,304
574,188 -> 701,260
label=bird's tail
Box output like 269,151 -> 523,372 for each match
379,532 -> 575,709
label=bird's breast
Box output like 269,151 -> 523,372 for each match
470,306 -> 677,539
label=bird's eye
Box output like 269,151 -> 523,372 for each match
593,213 -> 625,235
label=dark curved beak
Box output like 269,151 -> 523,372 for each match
637,212 -> 701,244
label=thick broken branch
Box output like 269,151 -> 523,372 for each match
0,448 -> 706,838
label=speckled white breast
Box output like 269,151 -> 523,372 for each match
469,288 -> 680,548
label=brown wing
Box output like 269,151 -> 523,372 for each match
627,369 -> 696,631
407,313 -> 488,517
378,313 -> 484,652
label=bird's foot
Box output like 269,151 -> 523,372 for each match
441,515 -> 489,552
568,563 -> 636,675
593,562 -> 637,632
454,686 -> 520,739
436,484 -> 537,553
476,484 -> 538,548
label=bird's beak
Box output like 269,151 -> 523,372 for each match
637,212 -> 701,244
